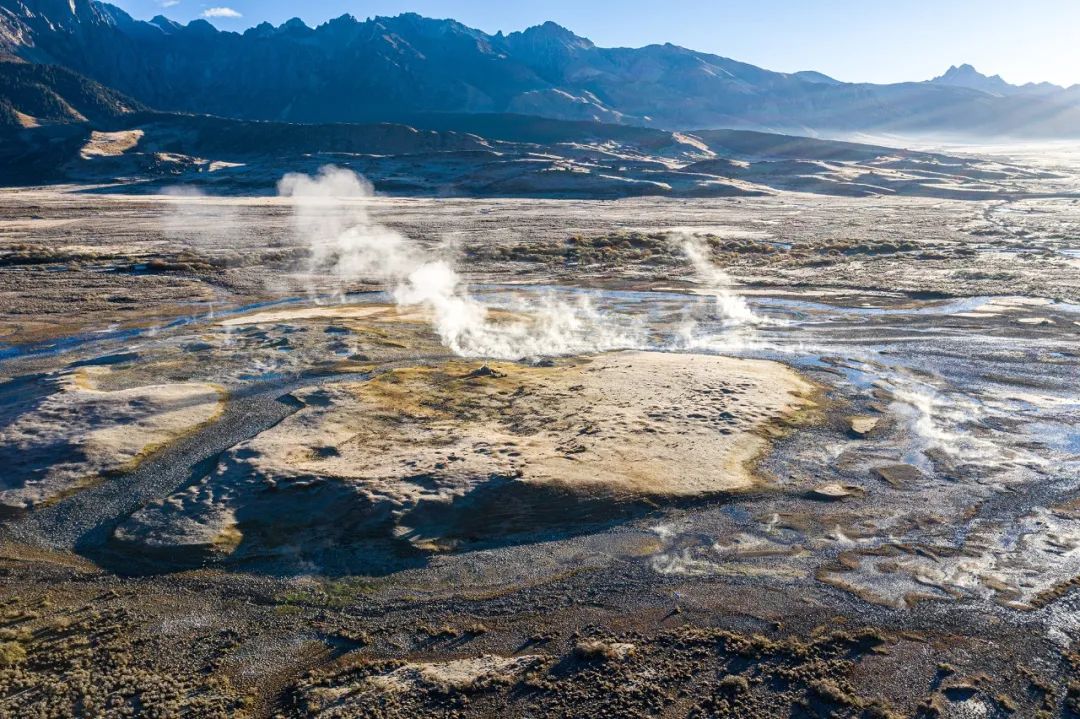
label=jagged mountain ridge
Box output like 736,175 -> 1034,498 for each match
2,0 -> 1080,137
929,64 -> 1064,98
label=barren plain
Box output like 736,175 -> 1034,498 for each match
0,149 -> 1079,718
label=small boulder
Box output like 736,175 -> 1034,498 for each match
872,463 -> 924,488
467,364 -> 505,379
848,415 -> 880,438
808,483 -> 862,501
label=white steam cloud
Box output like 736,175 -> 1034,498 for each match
277,166 -> 643,359
676,233 -> 762,326
159,185 -> 243,242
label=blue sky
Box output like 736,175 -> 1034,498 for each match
111,0 -> 1080,87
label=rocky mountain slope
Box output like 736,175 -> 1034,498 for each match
0,56 -> 142,127
3,0 -> 1080,137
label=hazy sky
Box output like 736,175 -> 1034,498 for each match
110,0 -> 1080,87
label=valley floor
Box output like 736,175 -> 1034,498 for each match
0,185 -> 1078,717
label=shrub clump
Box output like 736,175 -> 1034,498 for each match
573,640 -> 636,662
0,641 -> 27,667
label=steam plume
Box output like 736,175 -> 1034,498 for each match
278,166 -> 642,358
677,234 -> 761,326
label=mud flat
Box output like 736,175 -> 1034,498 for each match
0,366 -> 224,514
113,348 -> 814,564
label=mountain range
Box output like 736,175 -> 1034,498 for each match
929,63 -> 1069,99
3,0 -> 1080,138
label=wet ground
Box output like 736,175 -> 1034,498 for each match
0,176 -> 1078,717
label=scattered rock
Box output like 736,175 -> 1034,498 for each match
467,364 -> 505,379
808,483 -> 863,501
872,463 -> 924,488
848,415 -> 880,437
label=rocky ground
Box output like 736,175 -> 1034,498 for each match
0,163 -> 1078,717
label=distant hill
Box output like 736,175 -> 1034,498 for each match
0,57 -> 143,127
373,113 -> 706,154
791,71 -> 842,86
2,0 -> 1080,138
688,129 -> 904,163
1,104 -> 1059,200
